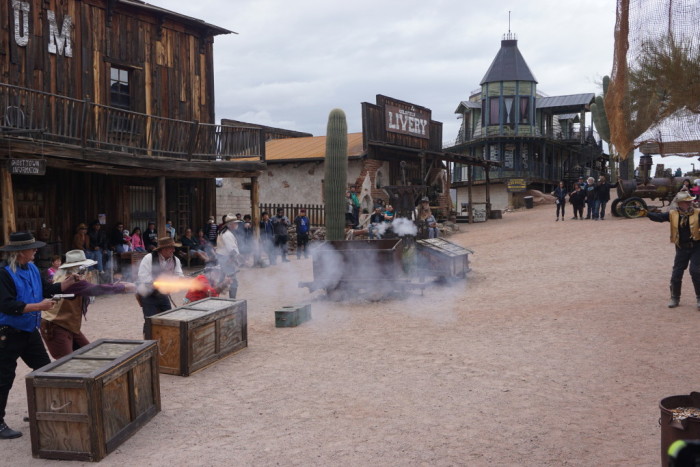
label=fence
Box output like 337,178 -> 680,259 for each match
259,203 -> 325,227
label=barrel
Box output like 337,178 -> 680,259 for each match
659,392 -> 700,467
523,196 -> 534,209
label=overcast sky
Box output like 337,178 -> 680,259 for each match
147,0 -> 697,174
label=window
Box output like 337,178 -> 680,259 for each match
489,98 -> 499,125
520,97 -> 530,124
503,97 -> 515,126
110,67 -> 131,110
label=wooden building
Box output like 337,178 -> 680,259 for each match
219,95 -> 498,223
446,34 -> 607,211
0,0 -> 264,261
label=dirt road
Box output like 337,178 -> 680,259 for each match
4,202 -> 698,466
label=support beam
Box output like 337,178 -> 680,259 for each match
485,166 -> 491,218
467,165 -> 473,224
157,176 -> 166,238
1,168 -> 16,243
250,176 -> 261,266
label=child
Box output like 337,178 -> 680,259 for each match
45,255 -> 62,282
122,229 -> 133,251
130,227 -> 146,252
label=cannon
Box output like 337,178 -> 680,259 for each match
610,155 -> 688,218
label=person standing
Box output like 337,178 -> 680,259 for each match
40,250 -> 135,359
0,232 -> 76,439
584,177 -> 597,220
552,181 -> 568,221
204,216 -> 218,247
259,212 -> 275,265
216,214 -> 241,298
645,191 -> 700,309
293,209 -> 310,259
350,186 -> 361,228
594,175 -> 614,220
136,237 -> 183,329
569,184 -> 586,220
271,208 -> 291,263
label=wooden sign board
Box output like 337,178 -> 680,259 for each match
8,159 -> 46,175
507,178 -> 527,192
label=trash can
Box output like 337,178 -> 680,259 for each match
659,392 -> 700,467
523,196 -> 534,209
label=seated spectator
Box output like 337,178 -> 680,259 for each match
87,220 -> 110,274
368,205 -> 385,239
179,228 -> 209,263
131,227 -> 146,252
109,222 -> 129,253
44,255 -> 61,283
143,222 -> 158,252
165,219 -> 176,239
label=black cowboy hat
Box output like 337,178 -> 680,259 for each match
0,232 -> 46,252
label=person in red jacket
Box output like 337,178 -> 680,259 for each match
183,267 -> 230,304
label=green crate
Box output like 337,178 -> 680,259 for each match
275,304 -> 311,327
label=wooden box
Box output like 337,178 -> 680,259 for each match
146,297 -> 247,376
275,304 -> 312,327
416,238 -> 472,279
25,339 -> 160,462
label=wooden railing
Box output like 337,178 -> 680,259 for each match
0,83 -> 265,162
259,203 -> 325,227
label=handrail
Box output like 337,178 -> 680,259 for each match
0,83 -> 264,162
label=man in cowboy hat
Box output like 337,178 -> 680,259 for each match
216,214 -> 241,298
40,250 -> 135,360
136,237 -> 183,327
0,232 -> 77,439
646,191 -> 700,309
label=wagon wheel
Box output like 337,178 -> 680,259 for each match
622,197 -> 647,219
610,198 -> 622,217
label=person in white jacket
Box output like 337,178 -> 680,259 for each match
137,237 -> 183,328
216,214 -> 241,298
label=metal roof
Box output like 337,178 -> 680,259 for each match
454,100 -> 481,113
265,132 -> 365,162
120,1 -> 234,35
558,113 -> 580,121
480,39 -> 537,85
536,93 -> 595,112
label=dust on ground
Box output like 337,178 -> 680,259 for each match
4,202 -> 698,466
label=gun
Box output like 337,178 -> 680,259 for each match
51,294 -> 75,300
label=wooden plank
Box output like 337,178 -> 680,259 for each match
1,167 -> 16,243
189,321 -> 216,370
101,372 -> 131,442
150,324 -> 181,374
35,412 -> 90,423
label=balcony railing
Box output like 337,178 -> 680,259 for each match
0,83 -> 264,162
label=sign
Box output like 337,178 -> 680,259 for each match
507,178 -> 527,193
385,104 -> 430,139
8,159 -> 46,175
12,1 -> 73,57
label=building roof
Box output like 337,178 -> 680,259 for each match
454,100 -> 481,114
265,132 -> 365,162
121,0 -> 234,35
480,39 -> 537,85
537,93 -> 595,112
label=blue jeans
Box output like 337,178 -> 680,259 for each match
84,249 -> 103,272
593,200 -> 608,219
585,201 -> 595,219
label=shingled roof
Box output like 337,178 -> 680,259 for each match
480,39 -> 537,85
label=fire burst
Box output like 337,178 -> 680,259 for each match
152,275 -> 204,294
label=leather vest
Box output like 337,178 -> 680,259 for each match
669,210 -> 700,245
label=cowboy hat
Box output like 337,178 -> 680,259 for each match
0,232 -> 46,252
59,249 -> 97,269
76,223 -> 87,230
674,191 -> 695,203
223,213 -> 237,223
155,237 -> 181,250
420,196 -> 430,203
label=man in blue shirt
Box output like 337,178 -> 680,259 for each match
293,209 -> 311,259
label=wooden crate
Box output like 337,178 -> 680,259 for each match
275,304 -> 312,327
416,238 -> 472,279
146,298 -> 247,376
25,339 -> 160,462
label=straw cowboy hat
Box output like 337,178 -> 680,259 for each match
0,232 -> 46,252
674,191 -> 695,203
59,249 -> 97,269
154,237 -> 181,250
223,213 -> 237,223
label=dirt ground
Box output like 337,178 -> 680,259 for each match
4,201 -> 699,466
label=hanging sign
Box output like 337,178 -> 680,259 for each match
8,159 -> 46,175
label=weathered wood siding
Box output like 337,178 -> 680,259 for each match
0,0 -> 216,123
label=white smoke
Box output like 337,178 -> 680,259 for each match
391,218 -> 418,236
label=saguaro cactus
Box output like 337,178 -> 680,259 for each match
324,108 -> 348,241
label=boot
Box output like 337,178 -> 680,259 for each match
668,281 -> 682,308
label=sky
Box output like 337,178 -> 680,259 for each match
147,0 -> 698,175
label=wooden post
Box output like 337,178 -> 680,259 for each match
485,164 -> 491,218
157,176 -> 166,237
250,175 -> 261,266
467,164 -> 473,224
1,167 -> 16,243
